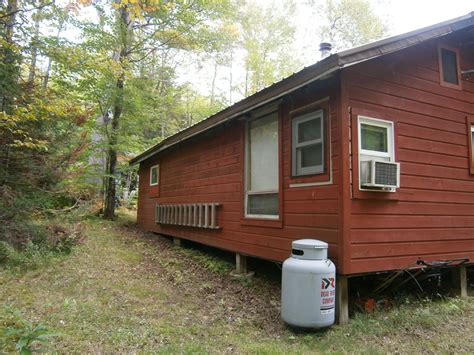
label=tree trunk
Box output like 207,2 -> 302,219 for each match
103,76 -> 123,219
1,0 -> 18,112
1,0 -> 18,186
123,171 -> 132,201
210,58 -> 218,105
103,4 -> 132,219
244,68 -> 249,97
28,10 -> 41,85
229,49 -> 233,104
43,20 -> 64,90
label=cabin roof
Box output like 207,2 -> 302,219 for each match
130,12 -> 474,165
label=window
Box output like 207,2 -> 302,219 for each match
292,110 -> 324,176
150,164 -> 159,186
358,116 -> 396,191
438,45 -> 461,89
358,116 -> 394,161
245,112 -> 279,218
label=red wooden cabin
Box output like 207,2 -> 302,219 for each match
131,14 -> 474,309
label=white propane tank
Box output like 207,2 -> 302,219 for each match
281,239 -> 336,328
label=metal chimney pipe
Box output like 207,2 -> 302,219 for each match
319,42 -> 332,60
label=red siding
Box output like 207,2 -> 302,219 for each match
138,32 -> 474,276
138,83 -> 343,269
343,36 -> 474,274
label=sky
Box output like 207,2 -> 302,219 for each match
294,0 -> 473,65
372,0 -> 472,35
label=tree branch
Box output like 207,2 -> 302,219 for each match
0,1 -> 54,20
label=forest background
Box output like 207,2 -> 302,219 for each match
0,0 -> 389,259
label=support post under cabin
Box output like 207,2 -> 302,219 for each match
173,237 -> 181,247
447,264 -> 468,297
235,253 -> 248,274
460,265 -> 468,298
336,275 -> 349,325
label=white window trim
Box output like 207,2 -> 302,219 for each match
150,164 -> 159,186
244,113 -> 279,219
358,116 -> 394,159
357,116 -> 396,192
292,109 -> 325,176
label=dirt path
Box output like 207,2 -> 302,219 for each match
1,214 -> 473,353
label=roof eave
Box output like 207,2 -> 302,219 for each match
130,55 -> 341,165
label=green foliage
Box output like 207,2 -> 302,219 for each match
0,186 -> 86,269
314,0 -> 389,51
1,307 -> 60,354
238,0 -> 303,95
0,0 -> 391,238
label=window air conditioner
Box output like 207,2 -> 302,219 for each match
360,160 -> 400,190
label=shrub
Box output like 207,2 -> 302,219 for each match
46,223 -> 85,253
0,186 -> 86,268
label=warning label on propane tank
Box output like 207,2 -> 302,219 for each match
320,277 -> 335,311
321,308 -> 334,315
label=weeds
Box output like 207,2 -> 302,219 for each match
0,223 -> 84,270
175,246 -> 232,275
0,307 -> 60,353
0,186 -> 87,270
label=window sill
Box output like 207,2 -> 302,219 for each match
352,187 -> 400,201
240,218 -> 283,228
289,171 -> 331,186
440,80 -> 462,90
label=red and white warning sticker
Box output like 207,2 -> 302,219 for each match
320,276 -> 335,314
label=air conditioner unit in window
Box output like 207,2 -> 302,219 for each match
360,160 -> 400,190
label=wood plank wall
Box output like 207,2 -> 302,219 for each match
344,36 -> 474,274
137,82 -> 343,267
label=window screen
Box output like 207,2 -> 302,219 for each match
246,112 -> 279,216
361,124 -> 388,153
247,193 -> 279,216
441,48 -> 459,85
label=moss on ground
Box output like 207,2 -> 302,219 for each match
1,211 -> 473,353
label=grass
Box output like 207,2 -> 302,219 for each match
1,210 -> 473,353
